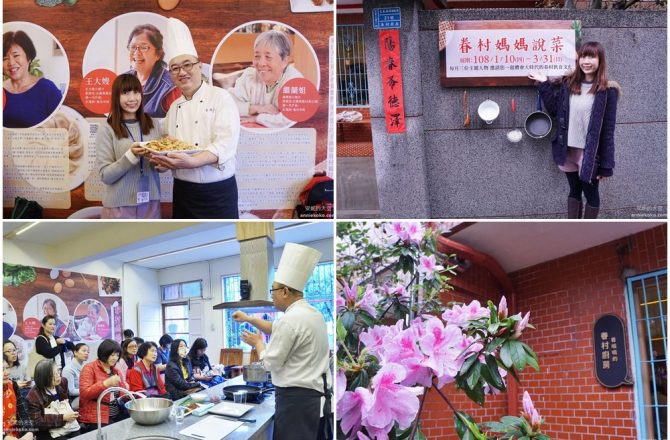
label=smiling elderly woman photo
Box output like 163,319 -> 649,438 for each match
226,29 -> 304,129
3,30 -> 62,128
124,24 -> 180,118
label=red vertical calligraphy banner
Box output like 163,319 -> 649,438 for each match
379,29 -> 406,133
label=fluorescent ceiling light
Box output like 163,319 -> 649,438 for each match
131,222 -> 311,264
15,222 -> 40,236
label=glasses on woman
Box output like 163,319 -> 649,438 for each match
128,45 -> 152,53
169,60 -> 200,75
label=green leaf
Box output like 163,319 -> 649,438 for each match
485,337 -> 505,353
359,311 -> 377,327
500,416 -> 522,427
484,354 -> 505,391
336,319 -> 347,341
502,340 -> 527,372
413,429 -> 427,440
500,341 -> 513,369
482,422 -> 507,433
460,354 -> 479,376
467,362 -> 482,389
525,353 -> 539,371
454,413 -> 467,439
461,380 -> 485,406
341,311 -> 355,331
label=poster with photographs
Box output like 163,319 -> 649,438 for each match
2,264 -> 123,344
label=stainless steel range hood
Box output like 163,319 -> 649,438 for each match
213,223 -> 275,310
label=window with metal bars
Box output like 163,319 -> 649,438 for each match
627,269 -> 667,440
337,24 -> 369,107
222,262 -> 334,350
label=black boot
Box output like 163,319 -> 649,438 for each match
568,197 -> 582,219
584,204 -> 599,219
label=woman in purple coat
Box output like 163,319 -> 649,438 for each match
529,41 -> 620,219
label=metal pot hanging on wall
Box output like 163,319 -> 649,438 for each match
524,92 -> 552,139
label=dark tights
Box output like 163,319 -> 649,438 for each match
565,172 -> 600,207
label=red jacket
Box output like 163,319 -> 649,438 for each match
78,360 -> 127,425
127,360 -> 167,397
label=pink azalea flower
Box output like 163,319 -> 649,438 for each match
336,369 -> 347,402
357,284 -> 379,317
386,222 -> 408,243
498,296 -> 508,319
522,390 -> 542,428
336,295 -> 346,313
441,300 -> 490,327
513,311 -> 530,339
362,363 -> 423,434
385,222 -> 425,245
417,254 -> 444,280
341,280 -> 359,308
405,222 -> 425,244
360,325 -> 393,358
417,317 -> 466,384
338,388 -> 372,438
382,283 -> 409,299
339,281 -> 379,317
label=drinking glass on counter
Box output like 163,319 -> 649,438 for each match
174,405 -> 186,425
233,390 -> 247,404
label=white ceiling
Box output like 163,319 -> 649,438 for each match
448,222 -> 665,272
3,221 -> 334,269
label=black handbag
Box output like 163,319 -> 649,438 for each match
10,197 -> 43,219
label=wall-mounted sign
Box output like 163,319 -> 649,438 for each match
439,20 -> 580,87
379,29 -> 406,134
373,7 -> 401,30
593,314 -> 632,388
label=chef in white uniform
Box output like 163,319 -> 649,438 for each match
233,243 -> 332,440
148,17 -> 241,218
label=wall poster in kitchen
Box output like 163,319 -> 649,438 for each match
439,20 -> 580,87
3,263 -> 123,363
3,1 -> 333,219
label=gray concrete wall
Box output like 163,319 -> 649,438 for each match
363,3 -> 667,218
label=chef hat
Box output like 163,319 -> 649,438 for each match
274,243 -> 322,292
164,17 -> 198,64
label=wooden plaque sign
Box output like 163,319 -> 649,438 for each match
592,314 -> 632,388
439,20 -> 580,87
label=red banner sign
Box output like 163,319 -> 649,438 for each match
379,29 -> 406,133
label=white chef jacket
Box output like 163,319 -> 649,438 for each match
261,299 -> 330,393
163,81 -> 240,183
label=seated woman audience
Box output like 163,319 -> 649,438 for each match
116,338 -> 138,381
78,340 -> 127,432
188,338 -> 222,385
26,360 -> 78,440
61,343 -> 88,410
164,339 -> 201,400
127,341 -> 167,398
4,340 -> 31,394
3,357 -> 33,440
156,334 -> 172,371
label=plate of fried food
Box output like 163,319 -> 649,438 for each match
139,137 -> 204,155
290,0 -> 333,13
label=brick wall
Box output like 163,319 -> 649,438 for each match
510,225 -> 666,440
421,225 -> 666,439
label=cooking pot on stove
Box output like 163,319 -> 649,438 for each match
243,362 -> 268,383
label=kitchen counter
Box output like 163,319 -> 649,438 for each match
71,376 -> 274,440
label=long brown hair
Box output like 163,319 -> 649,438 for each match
107,73 -> 154,139
566,41 -> 607,95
